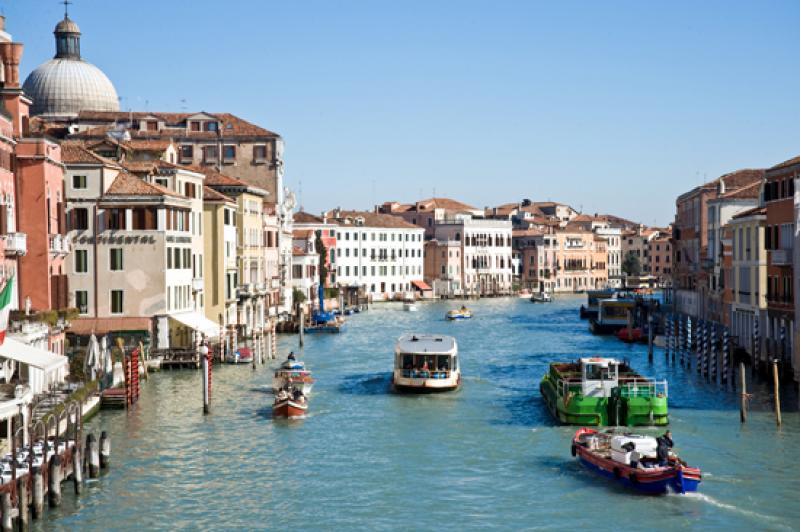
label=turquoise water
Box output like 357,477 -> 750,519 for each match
38,297 -> 799,531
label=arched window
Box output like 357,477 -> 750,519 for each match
455,232 -> 461,241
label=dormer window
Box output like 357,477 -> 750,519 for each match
190,121 -> 201,132
204,122 -> 218,132
146,120 -> 158,131
355,216 -> 365,226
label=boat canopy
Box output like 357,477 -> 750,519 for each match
395,334 -> 456,355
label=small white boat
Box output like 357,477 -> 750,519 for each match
531,292 -> 552,303
393,334 -> 461,393
403,301 -> 418,312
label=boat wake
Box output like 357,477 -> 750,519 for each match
682,493 -> 792,529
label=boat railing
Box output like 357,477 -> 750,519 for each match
559,378 -> 584,398
401,369 -> 452,379
619,379 -> 668,398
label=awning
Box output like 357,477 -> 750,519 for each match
411,280 -> 432,291
0,337 -> 68,372
68,317 -> 152,336
169,312 -> 220,339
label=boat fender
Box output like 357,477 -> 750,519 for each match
570,444 -> 577,457
629,472 -> 638,484
613,467 -> 621,480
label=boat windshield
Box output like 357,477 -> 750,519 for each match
398,353 -> 454,378
585,363 -> 616,381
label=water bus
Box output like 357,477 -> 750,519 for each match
273,357 -> 315,395
579,289 -> 616,319
393,334 -> 460,393
540,357 -> 668,426
446,307 -> 472,320
572,428 -> 701,494
588,299 -> 636,334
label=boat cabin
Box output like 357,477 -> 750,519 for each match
580,357 -> 620,397
393,334 -> 460,392
587,289 -> 615,310
596,299 -> 636,327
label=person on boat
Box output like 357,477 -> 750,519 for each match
656,432 -> 673,467
287,351 -> 296,361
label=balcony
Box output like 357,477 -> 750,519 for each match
771,249 -> 792,266
49,234 -> 70,256
192,278 -> 204,292
4,232 -> 26,256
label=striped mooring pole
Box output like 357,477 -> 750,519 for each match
687,317 -> 694,370
696,320 -> 703,374
752,318 -> 760,375
722,327 -> 730,385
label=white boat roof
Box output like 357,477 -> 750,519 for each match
580,357 -> 620,366
396,334 -> 457,355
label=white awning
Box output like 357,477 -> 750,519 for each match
169,312 -> 220,339
0,337 -> 68,372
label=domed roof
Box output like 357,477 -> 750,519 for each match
54,16 -> 80,34
23,59 -> 119,118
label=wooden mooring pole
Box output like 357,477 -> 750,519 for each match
100,431 -> 111,469
201,347 -> 210,415
740,362 -> 747,423
86,433 -> 100,479
32,467 -> 44,519
18,474 -> 29,530
48,455 -> 62,508
773,360 -> 782,427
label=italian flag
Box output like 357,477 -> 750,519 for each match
0,275 -> 13,346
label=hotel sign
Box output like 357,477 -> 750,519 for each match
73,235 -> 157,245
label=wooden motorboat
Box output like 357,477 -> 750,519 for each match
272,388 -> 309,418
571,428 -> 701,494
226,347 -> 253,364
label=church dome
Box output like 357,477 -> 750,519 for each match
22,15 -> 119,118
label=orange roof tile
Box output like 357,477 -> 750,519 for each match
104,173 -> 183,198
203,186 -> 234,203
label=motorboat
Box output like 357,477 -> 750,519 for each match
445,306 -> 472,320
572,428 -> 701,494
273,356 -> 315,395
517,289 -> 532,299
392,334 -> 460,393
272,386 -> 309,418
589,299 -> 636,335
540,357 -> 668,426
403,300 -> 418,312
617,327 -> 645,343
530,292 -> 552,303
226,347 -> 253,364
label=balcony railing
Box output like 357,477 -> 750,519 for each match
48,234 -> 70,256
771,249 -> 792,266
4,232 -> 26,256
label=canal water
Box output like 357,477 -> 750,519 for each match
39,297 -> 799,531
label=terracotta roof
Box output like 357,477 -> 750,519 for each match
185,165 -> 248,187
292,229 -> 315,238
60,141 -> 120,166
717,180 -> 761,200
411,197 -> 478,212
293,211 -> 324,224
292,246 -> 311,256
104,173 -> 183,198
768,155 -> 800,171
125,139 -> 174,151
74,111 -> 280,138
731,206 -> 767,219
326,210 -> 420,229
512,228 -> 545,237
203,186 -> 234,203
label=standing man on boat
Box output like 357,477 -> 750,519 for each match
656,430 -> 673,466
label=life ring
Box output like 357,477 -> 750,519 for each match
570,444 -> 577,457
613,467 -> 621,479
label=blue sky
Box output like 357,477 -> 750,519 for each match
7,0 -> 799,225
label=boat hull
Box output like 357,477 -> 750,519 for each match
589,319 -> 625,335
393,374 -> 461,393
540,377 -> 668,426
272,399 -> 308,418
304,324 -> 344,333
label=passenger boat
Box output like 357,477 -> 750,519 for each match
445,307 -> 472,320
579,289 -> 616,319
273,357 -> 315,395
393,334 -> 460,393
540,357 -> 668,426
530,291 -> 552,303
589,299 -> 636,334
272,387 -> 309,418
572,428 -> 701,494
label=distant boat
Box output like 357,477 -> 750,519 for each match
589,299 -> 636,335
580,289 -> 616,319
572,428 -> 701,494
273,357 -> 315,396
530,292 -> 552,303
403,301 -> 418,312
273,387 -> 308,418
446,307 -> 472,320
226,347 -> 253,364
